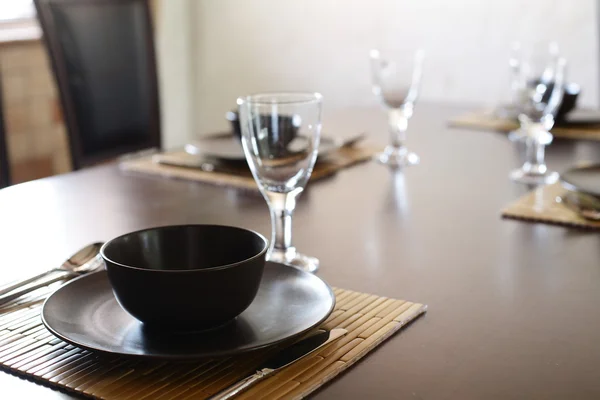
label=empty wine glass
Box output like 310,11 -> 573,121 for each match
510,50 -> 566,185
508,42 -> 559,142
238,93 -> 322,273
370,49 -> 425,168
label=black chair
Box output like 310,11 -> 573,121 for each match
34,0 -> 161,170
0,77 -> 11,189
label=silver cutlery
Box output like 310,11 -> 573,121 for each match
0,243 -> 104,306
208,328 -> 347,400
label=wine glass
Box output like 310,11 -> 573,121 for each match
510,51 -> 566,185
508,42 -> 559,142
370,49 -> 425,168
238,92 -> 322,273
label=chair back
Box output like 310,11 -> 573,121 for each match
34,0 -> 161,169
0,77 -> 11,188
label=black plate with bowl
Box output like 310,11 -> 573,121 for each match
100,224 -> 268,331
41,262 -> 335,360
561,164 -> 600,198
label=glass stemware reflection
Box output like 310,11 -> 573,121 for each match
510,52 -> 566,185
238,93 -> 322,273
370,49 -> 425,168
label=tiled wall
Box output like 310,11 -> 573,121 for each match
0,40 -> 71,184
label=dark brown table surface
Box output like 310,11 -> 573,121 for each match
1,104 -> 600,399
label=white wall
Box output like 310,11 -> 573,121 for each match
156,0 -> 195,149
159,0 -> 599,146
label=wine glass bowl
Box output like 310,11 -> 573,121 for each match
238,92 -> 322,273
370,49 -> 424,168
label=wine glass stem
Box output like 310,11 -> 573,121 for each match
524,137 -> 546,173
265,189 -> 301,254
388,109 -> 408,150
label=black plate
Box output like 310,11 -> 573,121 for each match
41,262 -> 335,360
561,164 -> 600,198
184,133 -> 338,162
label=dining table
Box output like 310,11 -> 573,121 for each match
1,103 -> 600,399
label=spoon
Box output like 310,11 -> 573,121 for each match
0,243 -> 104,306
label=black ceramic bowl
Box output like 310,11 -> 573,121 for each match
535,80 -> 580,122
100,225 -> 268,331
225,110 -> 299,147
556,83 -> 580,122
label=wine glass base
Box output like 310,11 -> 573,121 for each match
376,147 -> 420,168
510,127 -> 554,145
509,168 -> 559,185
268,248 -> 319,273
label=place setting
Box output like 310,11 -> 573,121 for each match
0,93 -> 426,399
474,44 -> 600,230
120,97 -> 378,191
122,44 -> 428,190
449,42 -> 600,143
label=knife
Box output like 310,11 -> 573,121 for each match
208,328 -> 347,400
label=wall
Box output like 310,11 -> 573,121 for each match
176,0 -> 599,142
155,0 -> 195,150
2,2 -> 596,164
0,41 -> 71,183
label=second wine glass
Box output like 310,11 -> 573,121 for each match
370,49 -> 425,168
510,52 -> 566,185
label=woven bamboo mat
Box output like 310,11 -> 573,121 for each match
501,182 -> 600,230
449,109 -> 600,141
0,283 -> 426,399
119,146 -> 379,191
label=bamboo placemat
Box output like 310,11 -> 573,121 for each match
501,182 -> 600,230
119,146 -> 379,191
0,282 -> 426,399
449,109 -> 600,141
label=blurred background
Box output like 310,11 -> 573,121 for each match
0,0 -> 598,182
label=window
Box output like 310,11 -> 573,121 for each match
0,1 -> 36,22
0,1 -> 40,43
